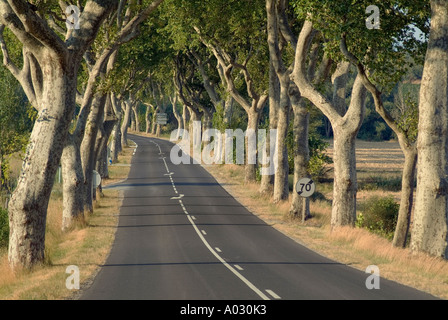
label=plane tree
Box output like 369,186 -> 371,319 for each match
162,0 -> 269,182
0,0 -> 164,270
290,0 -> 428,230
0,0 -> 118,270
411,0 -> 448,258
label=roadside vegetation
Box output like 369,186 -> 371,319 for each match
0,142 -> 134,300
200,139 -> 448,300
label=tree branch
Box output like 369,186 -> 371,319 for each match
339,33 -> 402,136
7,0 -> 67,56
291,19 -> 340,122
277,0 -> 297,51
0,1 -> 44,55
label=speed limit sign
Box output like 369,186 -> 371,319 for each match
296,178 -> 315,198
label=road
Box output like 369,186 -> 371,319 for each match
80,134 -> 436,300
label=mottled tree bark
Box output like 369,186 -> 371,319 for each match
61,133 -> 85,231
411,0 -> 448,258
292,20 -> 366,228
0,0 -> 115,269
289,92 -> 310,220
393,147 -> 417,247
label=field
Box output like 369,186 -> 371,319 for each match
327,139 -> 405,200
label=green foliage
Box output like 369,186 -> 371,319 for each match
0,63 -> 33,189
286,121 -> 332,180
356,196 -> 399,240
0,207 -> 8,248
308,134 -> 332,179
161,0 -> 269,96
291,0 -> 429,93
394,88 -> 419,143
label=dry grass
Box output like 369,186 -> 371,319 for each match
0,143 -> 135,300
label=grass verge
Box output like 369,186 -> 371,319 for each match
0,143 -> 135,300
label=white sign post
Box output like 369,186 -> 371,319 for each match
92,170 -> 102,200
295,177 -> 315,222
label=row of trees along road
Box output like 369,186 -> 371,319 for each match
0,0 -> 447,271
0,0 -> 164,270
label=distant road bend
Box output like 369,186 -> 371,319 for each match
80,134 -> 436,300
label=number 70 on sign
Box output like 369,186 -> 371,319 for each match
296,178 -> 315,198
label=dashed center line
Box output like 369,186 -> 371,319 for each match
266,289 -> 281,300
151,139 -> 271,301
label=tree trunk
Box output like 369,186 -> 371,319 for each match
145,104 -> 152,134
110,112 -> 122,163
121,99 -> 132,147
411,0 -> 448,258
289,95 -> 310,220
8,58 -> 78,269
132,103 -> 140,132
81,93 -> 107,213
393,146 -> 417,248
223,96 -> 233,127
130,106 -> 137,131
266,0 -> 291,202
182,104 -> 190,134
260,61 -> 279,194
96,120 -> 116,179
171,100 -> 183,140
273,81 -> 290,202
330,75 -> 366,228
109,94 -> 122,162
61,133 -> 85,231
330,126 -> 358,227
151,105 -> 159,135
245,108 -> 260,182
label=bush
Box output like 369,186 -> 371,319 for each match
0,207 -> 8,248
356,196 -> 399,239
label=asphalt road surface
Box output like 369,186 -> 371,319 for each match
80,134 -> 436,300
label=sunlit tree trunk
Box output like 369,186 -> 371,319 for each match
411,0 -> 448,258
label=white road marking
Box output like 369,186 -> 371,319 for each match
234,265 -> 244,271
215,247 -> 222,253
201,230 -> 207,235
266,289 -> 281,299
186,215 -> 270,300
152,138 -> 270,301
